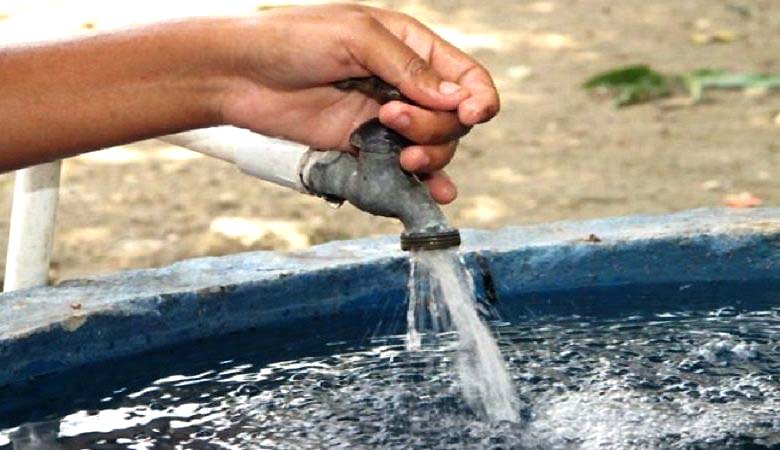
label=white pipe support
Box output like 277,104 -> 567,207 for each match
4,160 -> 62,292
161,126 -> 312,193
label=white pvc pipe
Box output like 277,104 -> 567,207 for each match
4,160 -> 62,292
161,126 -> 311,192
2,128 -> 312,292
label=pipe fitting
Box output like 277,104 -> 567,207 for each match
302,118 -> 460,251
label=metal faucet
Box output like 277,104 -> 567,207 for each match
301,77 -> 461,251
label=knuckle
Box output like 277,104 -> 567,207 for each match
338,3 -> 366,15
403,56 -> 430,79
420,129 -> 437,145
339,11 -> 379,49
441,145 -> 456,165
429,157 -> 450,172
443,116 -> 469,142
455,124 -> 472,139
428,144 -> 456,171
348,8 -> 378,31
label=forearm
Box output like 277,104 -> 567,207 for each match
0,19 -> 236,172
0,4 -> 499,207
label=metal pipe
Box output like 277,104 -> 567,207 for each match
3,161 -> 62,292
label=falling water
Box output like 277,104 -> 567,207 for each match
406,249 -> 519,422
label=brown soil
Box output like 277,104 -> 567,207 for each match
0,0 -> 778,282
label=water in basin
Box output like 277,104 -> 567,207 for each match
2,280 -> 780,449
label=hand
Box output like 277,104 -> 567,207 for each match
218,5 -> 499,204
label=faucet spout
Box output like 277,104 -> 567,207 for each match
302,118 -> 461,251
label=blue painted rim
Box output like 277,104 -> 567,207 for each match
1,207 -> 778,387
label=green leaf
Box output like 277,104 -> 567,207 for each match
584,65 -> 780,106
583,65 -> 671,106
584,65 -> 654,88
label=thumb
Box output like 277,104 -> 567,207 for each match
348,18 -> 466,111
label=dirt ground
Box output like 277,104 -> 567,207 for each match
0,0 -> 778,282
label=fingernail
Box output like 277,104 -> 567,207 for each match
393,113 -> 411,129
439,81 -> 462,96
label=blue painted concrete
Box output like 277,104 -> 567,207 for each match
1,208 -> 779,386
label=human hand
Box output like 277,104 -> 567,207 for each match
217,4 -> 499,204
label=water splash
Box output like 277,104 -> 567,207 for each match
406,249 -> 519,422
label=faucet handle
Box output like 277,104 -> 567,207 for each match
348,118 -> 409,155
333,77 -> 409,104
333,77 -> 413,155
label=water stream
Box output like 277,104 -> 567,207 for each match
406,249 -> 519,422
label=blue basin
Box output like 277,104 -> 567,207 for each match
1,208 -> 779,387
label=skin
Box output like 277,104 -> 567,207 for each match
0,4 -> 499,204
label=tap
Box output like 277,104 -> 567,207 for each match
301,77 -> 461,251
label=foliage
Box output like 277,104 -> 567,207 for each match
583,65 -> 671,106
584,64 -> 780,106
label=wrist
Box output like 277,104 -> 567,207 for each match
199,14 -> 280,130
165,17 -> 252,128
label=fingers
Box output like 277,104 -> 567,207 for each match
454,65 -> 501,126
421,170 -> 457,205
345,14 -> 467,112
335,7 -> 486,206
368,10 -> 500,125
378,101 -> 469,145
426,38 -> 500,125
399,141 -> 457,173
420,31 -> 500,125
